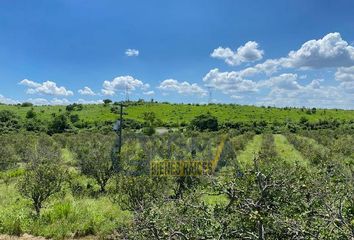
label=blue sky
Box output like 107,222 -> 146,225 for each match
0,0 -> 354,109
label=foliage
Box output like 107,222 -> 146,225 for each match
0,110 -> 21,133
74,134 -> 114,192
17,136 -> 65,215
48,113 -> 71,134
190,113 -> 218,131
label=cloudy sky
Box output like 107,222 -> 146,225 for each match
0,0 -> 354,109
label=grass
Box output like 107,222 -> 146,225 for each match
237,135 -> 263,167
274,134 -> 308,167
1,102 -> 353,126
0,180 -> 131,239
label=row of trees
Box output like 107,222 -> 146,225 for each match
1,129 -> 354,238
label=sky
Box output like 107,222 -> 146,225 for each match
0,0 -> 354,109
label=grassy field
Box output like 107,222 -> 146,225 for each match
236,135 -> 263,167
1,103 -> 353,125
274,134 -> 308,167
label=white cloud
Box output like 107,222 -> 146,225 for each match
78,86 -> 96,96
51,98 -> 71,105
256,77 -> 353,109
284,32 -> 354,69
158,79 -> 207,96
76,99 -> 104,104
203,68 -> 258,94
26,98 -> 104,106
259,73 -> 301,90
211,41 -> 264,66
0,94 -> 19,104
335,66 -> 354,82
339,81 -> 354,94
102,75 -> 147,96
101,76 -> 149,96
125,49 -> 139,57
20,79 -> 41,88
230,95 -> 243,100
19,79 -> 74,96
27,98 -> 49,105
217,33 -> 354,79
143,90 -> 155,96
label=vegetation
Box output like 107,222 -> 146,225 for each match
0,102 -> 353,239
0,102 -> 353,133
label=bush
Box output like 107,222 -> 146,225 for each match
17,136 -> 65,215
48,114 -> 71,134
0,110 -> 21,133
190,113 -> 218,131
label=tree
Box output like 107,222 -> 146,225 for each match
17,136 -> 64,215
48,113 -> 71,134
26,108 -> 37,119
103,99 -> 112,106
0,138 -> 18,170
21,102 -> 33,107
142,112 -> 157,136
0,110 -> 21,133
75,135 -> 113,193
69,114 -> 80,123
190,113 -> 218,131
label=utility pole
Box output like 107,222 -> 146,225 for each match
125,85 -> 129,102
207,87 -> 213,104
112,102 -> 124,173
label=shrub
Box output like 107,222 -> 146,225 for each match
190,113 -> 218,131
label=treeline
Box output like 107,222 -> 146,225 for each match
0,104 -> 353,135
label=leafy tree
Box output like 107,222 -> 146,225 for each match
69,114 -> 79,123
75,135 -> 114,192
142,112 -> 157,136
48,113 -> 71,134
17,136 -> 65,215
21,102 -> 33,107
103,99 -> 112,105
0,110 -> 21,133
24,118 -> 45,132
0,138 -> 18,170
26,108 -> 37,119
190,113 -> 218,131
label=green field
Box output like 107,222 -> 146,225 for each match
1,103 -> 353,126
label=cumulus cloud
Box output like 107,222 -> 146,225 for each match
158,79 -> 207,96
78,86 -> 96,96
204,32 -> 354,108
26,98 -> 104,106
125,49 -> 139,57
257,84 -> 352,109
230,95 -> 244,100
259,73 -> 301,90
0,94 -> 19,104
51,98 -> 71,105
19,79 -> 73,96
76,99 -> 104,104
218,33 -> 354,79
211,41 -> 264,66
102,75 -> 147,96
284,32 -> 354,68
143,90 -> 155,96
335,66 -> 354,82
26,98 -> 49,105
203,68 -> 258,94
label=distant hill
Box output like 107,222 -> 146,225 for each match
1,102 -> 353,127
